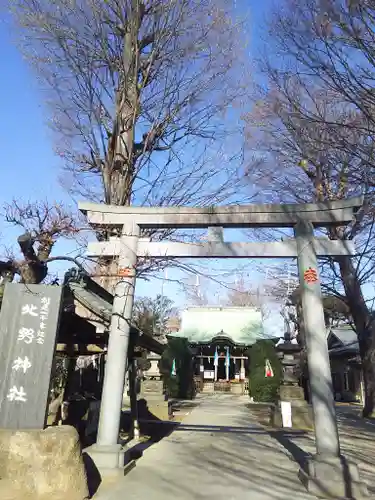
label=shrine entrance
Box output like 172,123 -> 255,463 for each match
79,197 -> 366,496
191,335 -> 248,394
198,338 -> 246,380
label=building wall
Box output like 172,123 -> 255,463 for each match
330,358 -> 363,403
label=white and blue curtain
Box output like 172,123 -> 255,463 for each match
171,359 -> 177,377
214,347 -> 218,381
214,347 -> 219,367
225,346 -> 230,380
225,347 -> 230,368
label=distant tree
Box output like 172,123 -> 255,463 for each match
290,287 -> 351,347
226,275 -> 262,308
322,295 -> 352,328
183,274 -> 210,306
133,294 -> 178,337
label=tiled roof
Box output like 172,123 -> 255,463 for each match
168,307 -> 268,345
328,325 -> 359,356
330,325 -> 358,346
64,268 -> 165,355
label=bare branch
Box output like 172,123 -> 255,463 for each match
10,0 -> 250,208
1,200 -> 82,284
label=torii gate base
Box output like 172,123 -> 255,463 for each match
81,199 -> 368,498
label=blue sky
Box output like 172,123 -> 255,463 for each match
0,13 -> 77,268
0,1 -> 291,337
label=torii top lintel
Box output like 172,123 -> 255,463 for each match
79,197 -> 363,229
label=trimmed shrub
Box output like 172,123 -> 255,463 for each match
248,340 -> 282,403
159,338 -> 195,399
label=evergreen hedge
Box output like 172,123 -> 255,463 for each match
159,338 -> 195,399
248,340 -> 282,402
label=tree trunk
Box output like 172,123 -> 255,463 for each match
337,256 -> 375,417
295,301 -> 310,402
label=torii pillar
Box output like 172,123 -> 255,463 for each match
85,221 -> 140,472
295,220 -> 366,498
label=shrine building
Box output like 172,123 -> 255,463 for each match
168,306 -> 271,394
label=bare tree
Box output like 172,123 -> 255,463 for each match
244,4 -> 375,415
182,273 -> 210,306
0,200 -> 81,287
10,0 -> 249,208
263,0 -> 375,182
262,267 -> 299,303
133,293 -> 178,339
225,274 -> 262,308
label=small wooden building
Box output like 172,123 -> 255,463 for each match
49,269 -> 165,438
328,325 -> 363,404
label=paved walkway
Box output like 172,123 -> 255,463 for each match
96,395 -> 322,500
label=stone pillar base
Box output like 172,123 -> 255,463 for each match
83,443 -> 125,477
273,385 -> 313,429
272,402 -> 313,429
279,384 -> 304,401
299,455 -> 368,498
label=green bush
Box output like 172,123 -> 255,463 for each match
248,340 -> 282,403
159,338 -> 195,399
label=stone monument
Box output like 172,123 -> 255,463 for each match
0,283 -> 64,429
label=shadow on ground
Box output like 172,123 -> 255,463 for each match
120,398 -> 179,444
81,398 -> 180,498
268,429 -> 310,467
82,452 -> 102,499
264,405 -> 375,497
104,396 -> 318,499
86,397 -> 375,499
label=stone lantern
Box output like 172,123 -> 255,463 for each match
274,327 -> 313,429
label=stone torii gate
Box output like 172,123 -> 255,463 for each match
80,198 -> 367,497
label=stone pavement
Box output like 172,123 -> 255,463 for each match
94,394 -> 329,500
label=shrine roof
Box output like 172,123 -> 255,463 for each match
329,325 -> 357,346
328,325 -> 359,356
64,268 -> 165,355
168,307 -> 268,346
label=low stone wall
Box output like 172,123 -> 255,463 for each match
0,425 -> 89,500
247,402 -> 276,427
272,404 -> 314,430
141,379 -> 164,395
247,399 -> 313,430
144,399 -> 172,421
201,381 -> 246,394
